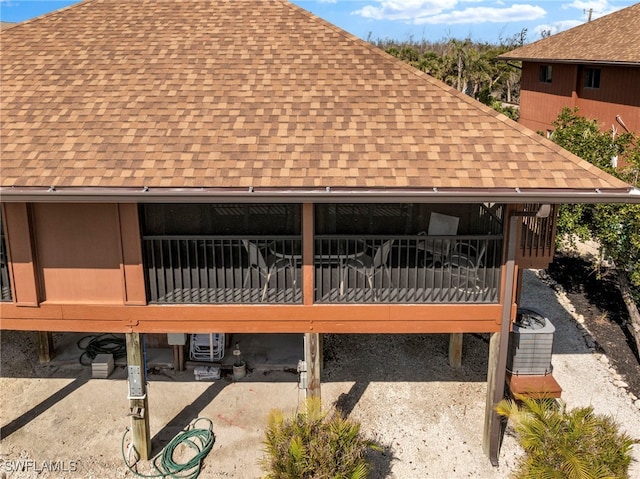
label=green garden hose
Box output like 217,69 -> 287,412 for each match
121,418 -> 215,479
77,334 -> 127,365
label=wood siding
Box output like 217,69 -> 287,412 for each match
519,62 -> 640,134
32,203 -> 125,303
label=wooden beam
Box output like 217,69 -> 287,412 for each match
37,331 -> 54,362
118,204 -> 147,305
302,203 -> 314,306
483,332 -> 501,458
448,333 -> 463,368
483,214 -> 519,466
125,332 -> 151,461
1,303 -> 503,334
2,203 -> 40,306
507,374 -> 562,399
304,333 -> 321,399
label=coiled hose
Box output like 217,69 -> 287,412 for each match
78,334 -> 127,365
121,418 -> 215,479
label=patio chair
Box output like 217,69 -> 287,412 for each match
422,212 -> 459,264
444,241 -> 487,291
242,240 -> 294,301
341,240 -> 394,299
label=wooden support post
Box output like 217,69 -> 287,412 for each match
302,203 -> 314,307
483,332 -> 501,458
125,332 -> 151,461
173,345 -> 180,371
304,333 -> 321,399
483,214 -> 519,465
448,333 -> 463,368
38,331 -> 55,363
178,344 -> 185,372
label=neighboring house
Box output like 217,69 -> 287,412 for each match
500,3 -> 640,136
0,0 -> 636,465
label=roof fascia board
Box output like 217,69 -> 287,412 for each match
498,57 -> 640,67
1,187 -> 637,204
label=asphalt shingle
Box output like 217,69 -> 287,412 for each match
500,3 -> 640,64
0,0 -> 630,192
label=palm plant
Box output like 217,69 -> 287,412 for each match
261,397 -> 379,479
496,395 -> 638,479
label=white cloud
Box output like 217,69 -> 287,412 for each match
354,0 -> 455,21
532,19 -> 582,37
563,0 -> 623,19
565,0 -> 610,11
412,4 -> 546,25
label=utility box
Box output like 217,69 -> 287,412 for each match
167,333 -> 187,346
507,307 -> 555,376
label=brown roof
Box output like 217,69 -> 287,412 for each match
0,0 -> 631,196
500,3 -> 640,64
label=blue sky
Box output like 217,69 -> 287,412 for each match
0,0 -> 636,43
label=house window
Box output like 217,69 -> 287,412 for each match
539,65 -> 552,83
584,68 -> 601,88
0,216 -> 12,302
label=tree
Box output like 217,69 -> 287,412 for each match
550,108 -> 639,286
550,107 -> 640,354
377,35 -> 521,114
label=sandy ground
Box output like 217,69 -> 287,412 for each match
1,268 -> 640,479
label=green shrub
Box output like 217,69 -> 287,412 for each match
496,395 -> 638,479
261,397 -> 379,479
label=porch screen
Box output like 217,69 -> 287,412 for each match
141,203 -> 300,236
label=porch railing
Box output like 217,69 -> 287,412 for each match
315,235 -> 502,303
143,234 -> 502,304
143,236 -> 302,304
517,203 -> 558,268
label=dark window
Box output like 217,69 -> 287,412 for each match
539,65 -> 552,83
584,68 -> 601,88
0,216 -> 12,302
141,203 -> 300,236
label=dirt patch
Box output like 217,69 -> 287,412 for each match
548,252 -> 640,399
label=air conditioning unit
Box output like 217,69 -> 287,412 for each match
507,307 -> 555,376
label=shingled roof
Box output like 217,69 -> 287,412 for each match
500,3 -> 640,65
0,0 -> 633,201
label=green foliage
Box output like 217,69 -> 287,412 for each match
496,395 -> 638,478
378,35 -> 522,108
549,107 -> 640,298
261,398 -> 379,479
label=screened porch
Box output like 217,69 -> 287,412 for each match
141,203 -> 505,305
